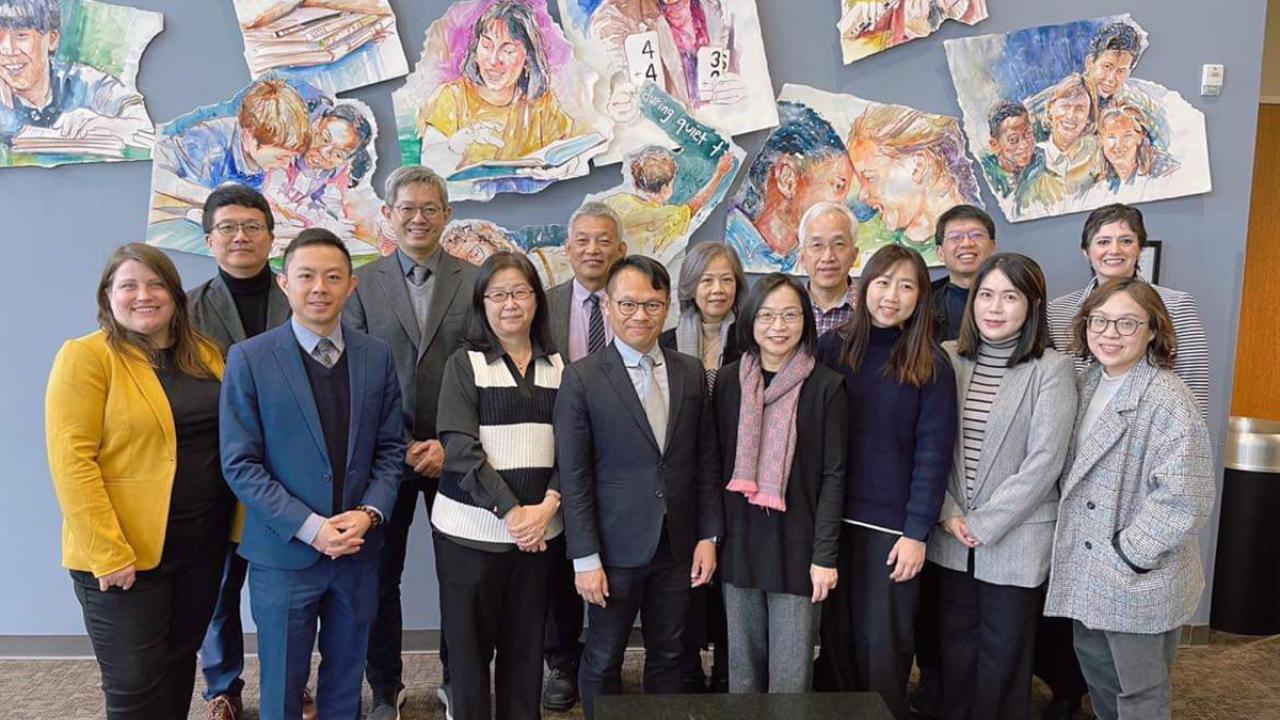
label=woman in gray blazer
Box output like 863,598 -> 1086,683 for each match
926,254 -> 1077,720
1046,278 -> 1216,720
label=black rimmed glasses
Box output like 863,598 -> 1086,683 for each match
1086,315 -> 1147,336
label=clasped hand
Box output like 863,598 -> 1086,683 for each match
311,510 -> 373,559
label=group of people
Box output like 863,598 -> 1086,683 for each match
47,161 -> 1216,720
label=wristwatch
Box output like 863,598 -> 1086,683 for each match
356,505 -> 382,529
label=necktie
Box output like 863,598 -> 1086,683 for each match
312,337 -> 338,368
409,264 -> 431,287
640,354 -> 668,449
587,294 -> 605,354
408,264 -> 432,330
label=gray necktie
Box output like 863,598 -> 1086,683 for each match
312,338 -> 338,368
408,264 -> 431,329
640,354 -> 668,449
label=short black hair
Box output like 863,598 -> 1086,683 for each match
934,204 -> 995,246
736,273 -> 818,359
0,0 -> 60,32
282,228 -> 351,272
320,104 -> 374,185
466,251 -> 555,355
1080,203 -> 1147,250
605,255 -> 671,299
202,183 -> 275,235
1089,21 -> 1143,67
986,100 -> 1029,139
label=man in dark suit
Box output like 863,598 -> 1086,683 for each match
556,256 -> 722,720
187,183 -> 297,720
542,201 -> 628,712
220,229 -> 404,720
344,165 -> 477,720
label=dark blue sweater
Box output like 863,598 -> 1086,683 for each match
816,326 -> 957,541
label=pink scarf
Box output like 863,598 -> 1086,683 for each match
726,350 -> 815,512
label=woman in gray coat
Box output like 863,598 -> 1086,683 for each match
926,254 -> 1077,720
1046,278 -> 1216,720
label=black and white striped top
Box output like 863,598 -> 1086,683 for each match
433,348 -> 564,547
961,339 -> 1017,500
1047,279 -> 1209,418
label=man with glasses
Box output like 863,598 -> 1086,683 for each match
797,201 -> 860,337
931,204 -> 998,342
556,255 -> 722,719
188,183 -> 298,720
344,165 -> 478,720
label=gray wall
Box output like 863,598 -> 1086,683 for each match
0,0 -> 1265,636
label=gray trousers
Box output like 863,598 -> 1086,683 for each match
722,581 -> 820,694
1072,621 -> 1180,720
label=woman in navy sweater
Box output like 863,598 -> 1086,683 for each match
815,245 -> 958,719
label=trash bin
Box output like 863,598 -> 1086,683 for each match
1210,416 -> 1280,635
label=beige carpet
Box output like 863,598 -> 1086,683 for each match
1,633 -> 1277,719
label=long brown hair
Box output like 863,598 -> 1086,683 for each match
840,245 -> 937,387
1071,277 -> 1177,369
96,243 -> 218,380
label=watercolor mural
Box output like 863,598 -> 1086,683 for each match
392,0 -> 611,202
0,0 -> 161,168
147,76 -> 386,265
557,0 -> 777,165
231,0 -> 409,96
838,0 -> 987,65
726,83 -> 982,276
944,15 -> 1211,222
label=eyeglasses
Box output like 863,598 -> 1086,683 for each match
1086,315 -> 1147,336
483,287 -> 534,304
614,300 -> 667,316
804,239 -> 852,255
212,221 -> 268,238
755,309 -> 804,326
942,230 -> 990,244
394,204 -> 444,220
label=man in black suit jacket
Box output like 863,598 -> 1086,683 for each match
343,166 -> 477,720
556,256 -> 722,720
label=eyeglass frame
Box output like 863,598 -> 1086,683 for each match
483,287 -> 536,304
1085,315 -> 1148,336
393,204 -> 445,220
754,309 -> 805,326
612,299 -> 667,317
211,221 -> 270,239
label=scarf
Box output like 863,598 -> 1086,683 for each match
675,306 -> 734,367
725,349 -> 815,512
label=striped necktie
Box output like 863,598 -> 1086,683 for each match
587,294 -> 606,354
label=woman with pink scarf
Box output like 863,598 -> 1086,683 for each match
714,273 -> 847,693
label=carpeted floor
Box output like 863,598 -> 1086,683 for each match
1,632 -> 1277,719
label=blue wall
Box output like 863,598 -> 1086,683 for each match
0,0 -> 1265,635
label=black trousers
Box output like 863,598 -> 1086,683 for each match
1035,614 -> 1088,703
915,559 -> 943,675
679,578 -> 728,683
434,533 -> 558,720
71,542 -> 224,720
578,532 -> 690,720
934,559 -> 1041,720
817,524 -> 921,720
367,470 -> 449,692
543,552 -> 585,673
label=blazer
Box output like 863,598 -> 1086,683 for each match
1044,360 -> 1216,634
344,250 -> 477,441
219,323 -> 406,570
46,330 -> 225,577
715,360 -> 847,597
927,344 -> 1077,588
547,279 -> 573,359
187,272 -> 290,353
556,342 -> 723,569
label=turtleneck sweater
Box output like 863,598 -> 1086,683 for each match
220,265 -> 273,339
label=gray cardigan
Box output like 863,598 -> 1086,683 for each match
927,344 -> 1077,588
1044,360 -> 1216,634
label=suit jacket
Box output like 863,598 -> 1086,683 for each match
220,323 -> 406,570
547,279 -> 573,360
1044,360 -> 1216,633
556,342 -> 723,568
187,272 -> 290,353
927,345 -> 1077,588
344,251 -> 477,441
46,331 -> 225,576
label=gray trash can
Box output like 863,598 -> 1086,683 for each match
1210,417 -> 1280,635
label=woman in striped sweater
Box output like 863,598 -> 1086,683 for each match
432,252 -> 565,720
926,254 -> 1077,720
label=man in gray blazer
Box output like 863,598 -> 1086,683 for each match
187,183 -> 297,720
542,201 -> 628,712
343,166 -> 477,720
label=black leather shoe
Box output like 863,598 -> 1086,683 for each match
1042,693 -> 1084,720
909,669 -> 940,718
681,671 -> 708,694
542,667 -> 578,712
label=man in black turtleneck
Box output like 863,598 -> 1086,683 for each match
187,183 -> 294,720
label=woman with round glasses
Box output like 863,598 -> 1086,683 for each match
432,252 -> 565,720
1045,278 -> 1215,720
714,273 -> 847,694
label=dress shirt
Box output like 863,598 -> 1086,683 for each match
810,282 -> 857,337
568,278 -> 614,362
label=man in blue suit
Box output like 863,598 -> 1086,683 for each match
220,228 -> 405,720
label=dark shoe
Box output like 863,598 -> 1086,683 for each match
681,671 -> 708,694
542,667 -> 579,712
204,694 -> 242,720
369,685 -> 406,720
1042,693 -> 1084,720
909,669 -> 940,718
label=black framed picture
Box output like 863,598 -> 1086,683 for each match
1139,240 -> 1163,285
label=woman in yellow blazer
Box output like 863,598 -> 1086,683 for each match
47,243 -> 230,720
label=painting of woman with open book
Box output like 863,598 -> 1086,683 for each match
392,0 -> 611,202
